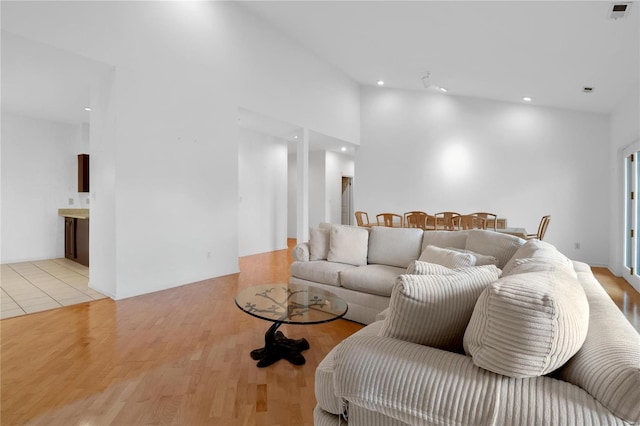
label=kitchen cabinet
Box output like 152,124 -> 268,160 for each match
78,154 -> 89,192
65,217 -> 89,267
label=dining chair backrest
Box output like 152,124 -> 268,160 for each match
527,215 -> 551,240
473,212 -> 498,231
403,211 -> 426,224
453,214 -> 487,230
406,212 -> 428,229
434,211 -> 460,230
354,211 -> 371,227
376,213 -> 403,227
537,215 -> 551,240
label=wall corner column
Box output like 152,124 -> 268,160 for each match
296,128 -> 309,243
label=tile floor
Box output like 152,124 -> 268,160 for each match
1,258 -> 107,320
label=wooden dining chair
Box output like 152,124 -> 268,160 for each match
376,213 -> 403,227
403,211 -> 426,225
354,211 -> 372,227
405,212 -> 429,230
434,211 -> 460,230
453,214 -> 487,230
527,215 -> 551,240
425,214 -> 437,230
473,212 -> 498,231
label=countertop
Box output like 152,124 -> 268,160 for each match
58,208 -> 90,219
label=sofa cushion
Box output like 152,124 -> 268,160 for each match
290,260 -> 357,287
463,270 -> 589,378
367,227 -> 423,268
422,230 -> 468,251
309,228 -> 330,261
340,264 -> 406,297
418,245 -> 476,269
557,262 -> 640,424
292,242 -> 310,262
506,256 -> 577,279
464,230 -> 525,269
378,266 -> 502,352
502,238 -> 576,278
315,321 -> 384,416
327,225 -> 369,266
406,260 -> 456,275
447,248 -> 499,266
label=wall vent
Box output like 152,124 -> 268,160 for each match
583,87 -> 594,93
610,3 -> 631,19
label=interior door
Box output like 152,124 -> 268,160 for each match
624,145 -> 640,290
341,177 -> 353,225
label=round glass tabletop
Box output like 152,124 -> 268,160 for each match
235,283 -> 348,325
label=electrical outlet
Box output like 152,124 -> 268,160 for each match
68,198 -> 74,205
575,242 -> 581,249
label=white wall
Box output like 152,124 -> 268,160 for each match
238,128 -> 288,256
609,83 -> 640,279
1,112 -> 85,262
309,151 -> 326,229
287,153 -> 297,239
2,1 -> 360,299
358,86 -> 610,265
288,150 -> 355,232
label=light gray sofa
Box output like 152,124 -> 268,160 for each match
290,226 -> 514,324
311,230 -> 640,426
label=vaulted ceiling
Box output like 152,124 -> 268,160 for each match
240,1 -> 639,114
2,1 -> 638,127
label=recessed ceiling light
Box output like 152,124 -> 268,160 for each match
341,147 -> 347,152
294,135 -> 298,139
377,80 -> 384,86
522,97 -> 532,102
439,87 -> 448,93
84,107 -> 91,111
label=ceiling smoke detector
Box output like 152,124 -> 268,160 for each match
610,3 -> 631,19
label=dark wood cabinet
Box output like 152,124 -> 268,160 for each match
65,217 -> 76,259
64,217 -> 89,267
78,154 -> 89,192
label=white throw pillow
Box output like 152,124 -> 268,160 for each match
465,230 -> 525,269
502,239 -> 575,278
327,225 -> 369,266
406,260 -> 456,275
446,247 -> 499,266
507,256 -> 577,279
379,265 -> 502,352
419,245 -> 476,269
367,227 -> 423,268
309,228 -> 330,261
463,270 -> 589,378
422,230 -> 468,251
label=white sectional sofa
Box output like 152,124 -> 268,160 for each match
290,225 -> 515,324
305,226 -> 640,426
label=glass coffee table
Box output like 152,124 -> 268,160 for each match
235,283 -> 348,368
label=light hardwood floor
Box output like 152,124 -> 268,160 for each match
1,242 -> 638,425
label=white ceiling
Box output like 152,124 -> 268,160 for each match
239,0 -> 640,114
2,1 -> 637,129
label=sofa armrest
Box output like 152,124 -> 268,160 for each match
292,242 -> 310,262
333,335 -> 500,425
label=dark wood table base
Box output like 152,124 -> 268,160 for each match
250,322 -> 310,368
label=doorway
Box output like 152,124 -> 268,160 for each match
624,142 -> 640,290
341,177 -> 353,225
